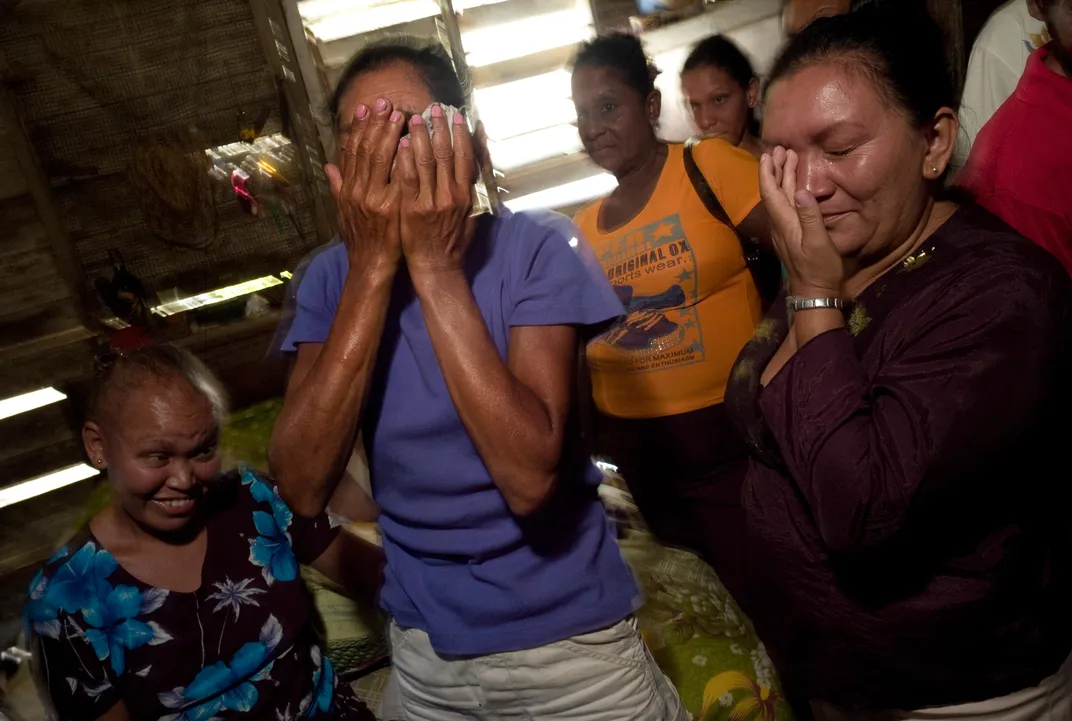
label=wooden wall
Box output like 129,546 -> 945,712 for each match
0,0 -> 327,325
0,105 -> 84,351
0,0 -> 331,599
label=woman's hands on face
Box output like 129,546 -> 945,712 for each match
759,146 -> 844,298
394,104 -> 475,278
325,98 -> 406,277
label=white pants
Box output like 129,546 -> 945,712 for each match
378,616 -> 687,721
812,651 -> 1072,721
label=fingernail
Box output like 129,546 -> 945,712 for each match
390,110 -> 402,123
375,98 -> 387,112
430,104 -> 444,118
794,190 -> 816,207
452,112 -> 465,126
355,104 -> 369,120
410,114 -> 424,126
400,137 -> 411,148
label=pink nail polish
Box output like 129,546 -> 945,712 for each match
452,112 -> 465,126
355,104 -> 369,120
390,110 -> 402,123
430,104 -> 444,118
410,114 -> 424,126
375,98 -> 387,112
400,137 -> 411,148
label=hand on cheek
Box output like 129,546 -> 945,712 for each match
759,146 -> 844,297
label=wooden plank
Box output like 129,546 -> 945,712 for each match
471,44 -> 580,89
281,0 -> 336,165
0,480 -> 98,577
0,334 -> 97,399
0,134 -> 29,200
0,258 -> 71,314
0,403 -> 77,467
316,17 -> 442,68
250,0 -> 336,244
0,438 -> 84,489
456,0 -> 578,30
0,82 -> 90,331
0,325 -> 95,363
0,194 -> 48,257
498,150 -> 600,198
0,301 -> 83,349
0,196 -> 75,333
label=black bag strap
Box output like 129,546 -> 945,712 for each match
682,137 -> 757,263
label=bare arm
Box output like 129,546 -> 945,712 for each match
328,463 -> 379,523
413,270 -> 576,516
394,106 -> 578,515
269,272 -> 394,518
695,137 -> 774,253
310,527 -> 384,606
270,98 -> 406,518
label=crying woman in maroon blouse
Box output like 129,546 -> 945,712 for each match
724,4 -> 1072,719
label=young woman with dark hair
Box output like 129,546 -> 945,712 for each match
681,35 -> 764,158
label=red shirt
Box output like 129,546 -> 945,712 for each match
959,46 -> 1072,275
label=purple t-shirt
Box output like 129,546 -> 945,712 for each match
282,209 -> 640,656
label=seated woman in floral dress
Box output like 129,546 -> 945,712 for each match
24,345 -> 381,721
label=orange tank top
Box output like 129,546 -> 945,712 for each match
575,140 -> 763,419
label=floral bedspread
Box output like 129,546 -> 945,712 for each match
620,532 -> 794,721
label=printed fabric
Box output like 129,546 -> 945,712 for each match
576,139 -> 762,420
25,468 -> 373,721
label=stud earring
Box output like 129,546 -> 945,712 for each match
96,458 -> 103,465
932,167 -> 939,174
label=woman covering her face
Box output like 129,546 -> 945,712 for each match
724,4 -> 1072,717
25,346 -> 381,721
271,36 -> 684,721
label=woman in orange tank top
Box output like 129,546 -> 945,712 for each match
570,33 -> 773,618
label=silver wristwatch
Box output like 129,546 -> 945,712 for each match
787,296 -> 845,313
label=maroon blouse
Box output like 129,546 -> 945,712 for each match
724,206 -> 1072,710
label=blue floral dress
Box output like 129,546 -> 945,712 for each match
24,468 -> 374,721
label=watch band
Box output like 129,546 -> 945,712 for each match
788,296 -> 844,312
